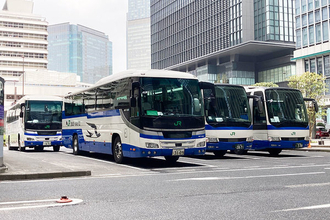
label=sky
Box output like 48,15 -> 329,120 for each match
0,0 -> 128,74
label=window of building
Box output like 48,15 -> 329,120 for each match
322,0 -> 328,6
315,0 -> 320,8
308,12 -> 314,25
308,0 -> 314,11
305,59 -> 310,72
302,0 -> 307,13
316,23 -> 322,43
310,59 -> 316,73
315,10 -> 321,22
322,7 -> 328,20
296,30 -> 301,48
324,56 -> 330,77
302,28 -> 308,46
296,0 -> 301,14
323,21 -> 329,41
317,57 -> 323,74
309,25 -> 315,45
302,14 -> 307,26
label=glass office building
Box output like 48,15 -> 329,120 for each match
150,0 -> 296,85
127,0 -> 151,70
48,23 -> 113,84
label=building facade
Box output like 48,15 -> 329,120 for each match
150,0 -> 296,85
0,0 -> 48,80
293,0 -> 330,127
127,0 -> 151,69
48,23 -> 113,84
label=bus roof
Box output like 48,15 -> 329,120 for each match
66,69 -> 198,97
8,95 -> 62,109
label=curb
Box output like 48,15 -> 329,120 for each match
0,170 -> 91,181
0,165 -> 8,173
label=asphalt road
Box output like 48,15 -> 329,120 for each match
1,148 -> 330,220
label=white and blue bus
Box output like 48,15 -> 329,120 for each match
201,83 -> 253,157
6,95 -> 63,151
62,69 -> 207,163
245,86 -> 317,155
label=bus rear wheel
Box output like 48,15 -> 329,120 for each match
72,135 -> 80,155
53,145 -> 60,152
268,149 -> 282,156
113,136 -> 124,164
213,150 -> 227,157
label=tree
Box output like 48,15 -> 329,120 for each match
288,72 -> 327,138
252,82 -> 279,87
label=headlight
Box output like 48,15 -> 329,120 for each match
246,136 -> 254,142
197,141 -> 206,147
145,143 -> 159,148
26,137 -> 35,141
268,136 -> 281,142
207,138 -> 218,143
304,136 -> 310,141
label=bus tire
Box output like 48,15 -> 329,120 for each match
113,136 -> 124,164
35,146 -> 44,152
234,149 -> 248,155
8,136 -> 14,150
268,149 -> 282,156
18,136 -> 25,151
213,150 -> 227,157
165,156 -> 179,164
72,135 -> 80,155
53,145 -> 60,152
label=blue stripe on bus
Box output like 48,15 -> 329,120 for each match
140,133 -> 205,140
266,125 -> 309,130
205,125 -> 253,130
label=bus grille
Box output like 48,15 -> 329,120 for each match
218,138 -> 246,142
37,131 -> 57,136
281,137 -> 305,141
160,140 -> 195,149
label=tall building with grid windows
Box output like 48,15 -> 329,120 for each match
150,0 -> 296,85
127,0 -> 151,69
0,0 -> 48,79
48,23 -> 113,84
293,0 -> 330,90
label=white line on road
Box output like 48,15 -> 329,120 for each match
286,182 -> 330,188
274,203 -> 330,212
0,198 -> 83,211
170,172 -> 325,181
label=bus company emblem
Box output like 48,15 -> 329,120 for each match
174,121 -> 182,126
66,120 -> 71,126
45,125 -> 50,129
291,132 -> 296,135
230,132 -> 236,136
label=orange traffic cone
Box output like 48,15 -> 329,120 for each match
308,142 -> 311,148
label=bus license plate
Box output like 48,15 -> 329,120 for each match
43,141 -> 51,146
172,149 -> 184,156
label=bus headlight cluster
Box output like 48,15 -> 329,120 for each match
145,143 -> 159,148
268,136 -> 281,142
207,138 -> 218,143
246,136 -> 254,142
26,137 -> 35,141
304,136 -> 310,141
197,141 -> 206,147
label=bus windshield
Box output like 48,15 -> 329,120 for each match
139,77 -> 204,130
25,100 -> 62,130
205,85 -> 251,127
265,89 -> 308,127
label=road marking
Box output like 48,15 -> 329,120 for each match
274,203 -> 330,212
170,172 -> 325,181
286,182 -> 330,188
0,198 -> 83,211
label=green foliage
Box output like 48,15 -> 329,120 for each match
288,72 -> 327,138
253,82 -> 279,87
316,122 -> 325,127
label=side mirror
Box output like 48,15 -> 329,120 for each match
130,97 -> 136,108
304,98 -> 319,112
256,97 -> 264,114
19,112 -> 23,118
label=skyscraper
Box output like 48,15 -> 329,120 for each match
127,0 -> 151,70
0,0 -> 48,79
48,23 -> 113,84
150,0 -> 296,85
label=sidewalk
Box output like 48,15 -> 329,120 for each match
0,147 -> 91,181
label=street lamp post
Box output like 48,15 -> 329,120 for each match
22,56 -> 24,96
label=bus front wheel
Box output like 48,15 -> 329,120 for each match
53,145 -> 60,152
268,149 -> 282,156
213,150 -> 227,157
165,156 -> 179,164
72,135 -> 80,155
113,136 -> 124,164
